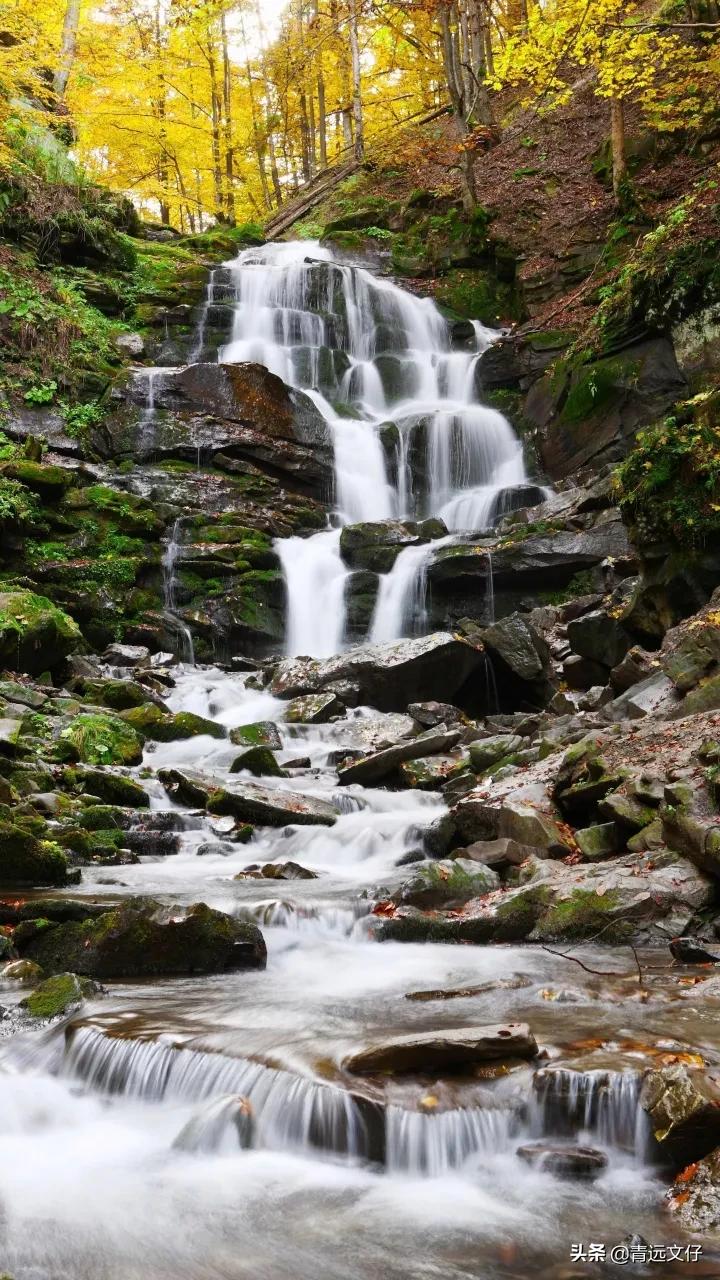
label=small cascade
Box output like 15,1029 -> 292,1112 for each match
214,241 -> 536,654
530,1069 -> 649,1158
369,537 -> 453,644
188,267 -> 217,363
136,366 -> 162,455
162,517 -> 195,662
385,1104 -> 517,1176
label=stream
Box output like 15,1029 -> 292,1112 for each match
0,242 -> 714,1279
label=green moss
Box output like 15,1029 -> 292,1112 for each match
22,971 -> 95,1018
0,589 -> 82,673
60,713 -> 143,766
560,358 -> 635,425
614,388 -> 720,546
434,268 -> 521,326
533,888 -> 627,942
0,821 -> 69,885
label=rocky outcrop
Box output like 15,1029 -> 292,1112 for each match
269,632 -> 487,713
102,362 -> 334,499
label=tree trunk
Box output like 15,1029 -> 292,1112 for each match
220,13 -> 236,224
53,0 -> 81,97
206,37 -> 226,221
317,70 -> 328,167
611,97 -> 628,204
348,0 -> 364,160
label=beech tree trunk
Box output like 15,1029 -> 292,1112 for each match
53,0 -> 81,97
349,0 -> 364,160
220,13 -> 236,224
611,97 -> 628,204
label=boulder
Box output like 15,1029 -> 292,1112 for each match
17,899 -> 267,978
159,768 -> 338,826
455,784 -> 573,856
0,591 -> 82,674
120,705 -> 225,741
270,632 -> 486,713
574,823 -> 621,860
229,720 -> 282,749
59,713 -> 143,766
453,837 -> 536,870
230,746 -> 286,777
407,700 -> 466,728
480,613 -> 550,684
567,610 -> 630,668
469,734 -> 523,773
74,768 -> 150,808
21,972 -> 99,1018
641,1065 -> 720,1167
339,518 -> 447,572
343,1023 -> 537,1074
391,858 -> 499,908
0,822 -> 70,886
103,643 -> 151,666
603,671 -> 680,721
399,753 -> 470,789
660,603 -> 720,693
285,693 -> 343,724
236,861 -> 317,881
337,726 -> 463,786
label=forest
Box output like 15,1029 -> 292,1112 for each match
1,1 -> 720,1278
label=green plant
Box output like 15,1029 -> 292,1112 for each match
23,380 -> 58,405
0,477 -> 40,524
60,399 -> 104,437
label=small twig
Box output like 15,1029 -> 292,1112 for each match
539,945 -> 619,976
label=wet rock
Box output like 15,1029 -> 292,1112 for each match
516,1142 -> 608,1181
392,858 -> 499,908
285,693 -> 343,724
17,899 -> 267,978
339,518 -> 447,572
641,1065 -> 720,1167
158,768 -> 338,826
229,720 -> 282,749
114,331 -> 145,358
59,713 -> 143,766
337,726 -> 463,786
667,1146 -> 720,1232
343,1023 -> 537,1074
0,822 -> 70,886
0,591 -> 83,675
1,958 -> 43,983
73,768 -> 150,808
120,704 -> 225,741
269,632 -> 486,713
230,746 -> 286,777
21,971 -> 100,1018
237,861 -> 317,881
423,812 -> 458,857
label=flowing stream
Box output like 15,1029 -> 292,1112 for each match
0,243 -> 703,1279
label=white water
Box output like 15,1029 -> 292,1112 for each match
161,517 -> 195,663
216,241 -> 529,655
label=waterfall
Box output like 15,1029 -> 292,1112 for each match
188,267 -> 217,363
162,518 -> 195,662
215,241 -> 531,655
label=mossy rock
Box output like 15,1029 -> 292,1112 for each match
119,704 -> 225,741
0,590 -> 83,674
0,821 -> 70,886
531,888 -> 627,942
60,713 -> 143,766
78,804 -> 129,830
21,971 -> 99,1018
2,461 -> 73,496
17,898 -> 267,978
73,767 -> 149,808
229,720 -> 282,749
230,746 -> 286,778
80,679 -> 149,711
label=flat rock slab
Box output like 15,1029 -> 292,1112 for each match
270,632 -> 485,713
159,768 -> 338,826
337,726 -> 462,786
343,1023 -> 537,1074
516,1142 -> 608,1181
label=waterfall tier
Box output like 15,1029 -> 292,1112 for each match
215,241 -> 531,656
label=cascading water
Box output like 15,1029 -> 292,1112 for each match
216,241 -> 529,655
162,517 -> 195,662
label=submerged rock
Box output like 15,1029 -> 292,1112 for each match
344,1023 -> 537,1074
516,1142 -> 608,1181
229,720 -> 282,749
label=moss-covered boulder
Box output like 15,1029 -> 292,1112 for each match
17,899 -> 267,978
73,767 -> 149,808
230,746 -> 286,777
21,971 -> 99,1018
0,822 -> 70,886
119,704 -> 225,741
59,713 -> 143,765
0,591 -> 82,674
229,720 -> 282,749
393,858 -> 499,909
